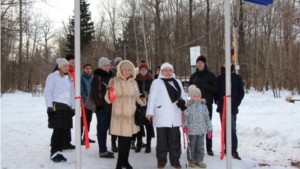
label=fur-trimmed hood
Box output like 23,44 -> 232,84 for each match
116,60 -> 136,80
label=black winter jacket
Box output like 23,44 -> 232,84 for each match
188,66 -> 219,105
90,69 -> 114,112
215,73 -> 245,114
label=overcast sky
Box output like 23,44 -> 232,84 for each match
34,0 -> 103,29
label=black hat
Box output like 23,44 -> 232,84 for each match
196,55 -> 206,63
66,54 -> 75,61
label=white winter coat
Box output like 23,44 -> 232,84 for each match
44,71 -> 75,109
146,75 -> 187,128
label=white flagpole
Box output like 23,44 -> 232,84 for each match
74,0 -> 81,168
225,0 -> 232,168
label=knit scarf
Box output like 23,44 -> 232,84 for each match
161,78 -> 181,103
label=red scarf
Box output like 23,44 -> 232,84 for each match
69,66 -> 75,86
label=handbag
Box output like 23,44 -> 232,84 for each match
84,76 -> 102,111
134,104 -> 150,126
85,93 -> 96,111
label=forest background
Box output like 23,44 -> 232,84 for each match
1,0 -> 300,97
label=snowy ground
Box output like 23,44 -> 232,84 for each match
1,89 -> 300,169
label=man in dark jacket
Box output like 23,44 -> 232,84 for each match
188,55 -> 218,156
80,64 -> 95,145
215,62 -> 244,160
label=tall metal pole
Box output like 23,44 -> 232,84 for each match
74,0 -> 81,168
232,0 -> 240,74
141,8 -> 149,64
225,0 -> 232,168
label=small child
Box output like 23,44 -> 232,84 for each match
184,85 -> 212,168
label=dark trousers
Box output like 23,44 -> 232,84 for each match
51,129 -> 65,153
206,104 -> 213,151
219,113 -> 238,152
132,123 -> 153,142
96,111 -> 111,154
81,108 -> 93,138
156,127 -> 181,165
116,136 -> 132,169
63,129 -> 72,146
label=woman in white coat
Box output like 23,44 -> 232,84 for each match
44,58 -> 75,162
146,63 -> 187,169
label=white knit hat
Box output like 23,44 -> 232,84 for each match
98,57 -> 111,68
188,85 -> 201,97
160,62 -> 174,72
56,58 -> 69,69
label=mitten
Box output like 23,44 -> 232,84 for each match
183,126 -> 189,134
207,131 -> 212,139
176,99 -> 187,111
47,107 -> 54,117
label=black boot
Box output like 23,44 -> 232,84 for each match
111,140 -> 119,152
116,153 -> 124,169
130,140 -> 136,150
123,143 -> 133,169
145,139 -> 151,153
135,139 -> 142,153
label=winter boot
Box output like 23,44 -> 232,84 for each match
135,139 -> 142,153
145,139 -> 151,153
50,151 -> 61,163
116,153 -> 125,169
232,151 -> 241,160
130,140 -> 136,150
111,140 -> 119,152
196,161 -> 207,168
57,152 -> 67,162
123,144 -> 133,169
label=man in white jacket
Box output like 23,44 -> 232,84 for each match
146,63 -> 187,169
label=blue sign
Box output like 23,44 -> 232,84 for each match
244,0 -> 273,6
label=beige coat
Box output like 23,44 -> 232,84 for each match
105,60 -> 145,137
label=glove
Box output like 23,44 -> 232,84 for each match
71,109 -> 75,117
207,131 -> 212,139
47,107 -> 54,117
109,87 -> 116,102
176,98 -> 187,111
183,126 -> 189,134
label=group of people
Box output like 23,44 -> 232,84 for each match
43,53 -> 245,169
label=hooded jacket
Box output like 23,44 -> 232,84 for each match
105,60 -> 146,137
146,72 -> 188,128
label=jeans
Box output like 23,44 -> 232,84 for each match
219,113 -> 238,151
96,111 -> 112,155
187,135 -> 205,162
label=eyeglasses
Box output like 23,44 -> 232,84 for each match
162,69 -> 173,72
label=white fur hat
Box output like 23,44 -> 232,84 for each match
160,62 -> 174,72
56,58 -> 69,69
188,85 -> 201,97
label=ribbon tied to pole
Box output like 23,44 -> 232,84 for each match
220,95 -> 231,160
75,96 -> 90,149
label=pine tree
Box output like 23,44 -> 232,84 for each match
66,0 -> 94,53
